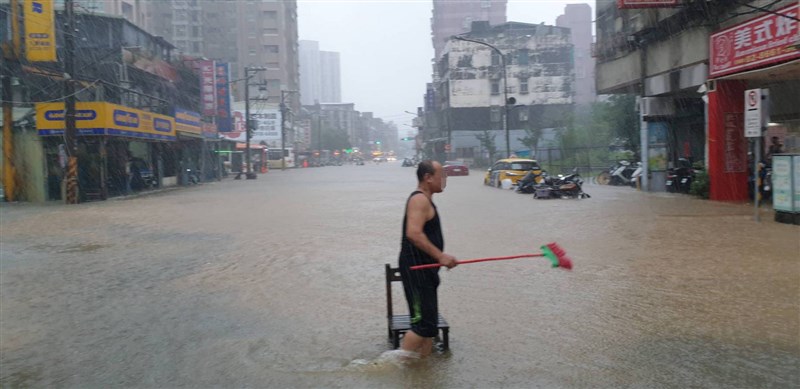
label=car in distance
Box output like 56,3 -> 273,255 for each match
444,160 -> 469,176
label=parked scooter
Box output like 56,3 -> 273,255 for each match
515,169 -> 547,194
533,169 -> 590,199
665,158 -> 694,194
628,162 -> 643,188
747,160 -> 772,201
597,160 -> 638,186
185,168 -> 200,185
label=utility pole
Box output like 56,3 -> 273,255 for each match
316,103 -> 322,166
280,90 -> 297,170
243,66 -> 266,179
64,0 -> 79,203
2,0 -> 21,202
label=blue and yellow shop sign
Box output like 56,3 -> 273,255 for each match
174,107 -> 202,135
36,102 -> 176,141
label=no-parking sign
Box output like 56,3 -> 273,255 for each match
744,89 -> 762,138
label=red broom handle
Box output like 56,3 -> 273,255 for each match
410,253 -> 543,270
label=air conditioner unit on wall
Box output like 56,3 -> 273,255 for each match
640,97 -> 674,118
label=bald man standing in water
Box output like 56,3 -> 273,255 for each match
398,160 -> 458,358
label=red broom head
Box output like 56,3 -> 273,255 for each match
546,242 -> 573,270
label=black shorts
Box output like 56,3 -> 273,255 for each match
400,274 -> 439,338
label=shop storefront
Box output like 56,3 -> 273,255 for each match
35,102 -> 176,201
707,3 -> 800,201
174,108 -> 220,184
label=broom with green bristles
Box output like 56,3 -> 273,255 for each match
410,242 -> 573,271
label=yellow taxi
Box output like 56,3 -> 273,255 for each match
484,158 -> 542,188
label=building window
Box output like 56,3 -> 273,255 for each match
265,45 -> 279,53
490,106 -> 501,122
263,28 -> 278,36
175,25 -> 187,37
263,11 -> 277,19
266,62 -> 280,69
191,11 -> 199,22
249,48 -> 256,56
481,0 -> 492,8
517,49 -> 529,65
191,26 -> 200,38
519,78 -> 529,94
491,52 -> 501,66
491,80 -> 500,95
192,42 -> 200,53
518,110 -> 529,122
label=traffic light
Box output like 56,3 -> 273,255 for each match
376,141 -> 381,145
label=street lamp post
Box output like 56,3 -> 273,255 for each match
280,90 -> 299,170
244,66 -> 267,179
453,35 -> 513,158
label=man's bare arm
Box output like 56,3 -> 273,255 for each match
405,194 -> 457,268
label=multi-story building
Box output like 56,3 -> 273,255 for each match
0,7 -> 206,202
556,3 -> 595,106
594,0 -> 799,200
434,21 -> 574,162
145,0 -> 205,57
299,41 -> 322,106
319,103 -> 359,147
143,0 -> 299,108
319,51 -> 341,103
299,40 -> 341,105
57,0 -> 148,29
431,0 -> 507,60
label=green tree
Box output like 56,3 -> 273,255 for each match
475,130 -> 497,163
595,95 -> 639,156
322,127 -> 352,150
517,128 -> 541,157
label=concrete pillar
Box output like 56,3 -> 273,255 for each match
707,80 -> 749,201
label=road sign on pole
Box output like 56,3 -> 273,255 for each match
744,88 -> 762,138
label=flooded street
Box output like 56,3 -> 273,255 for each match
1,163 -> 798,388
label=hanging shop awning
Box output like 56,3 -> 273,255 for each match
36,102 -> 176,141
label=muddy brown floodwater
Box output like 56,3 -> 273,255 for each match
1,163 -> 798,387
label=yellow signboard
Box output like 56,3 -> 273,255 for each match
174,108 -> 202,135
36,102 -> 176,141
24,0 -> 57,62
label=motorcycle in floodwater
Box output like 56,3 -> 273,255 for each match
747,160 -> 772,201
597,160 -> 638,186
533,169 -> 590,199
185,168 -> 200,185
515,169 -> 547,194
665,158 -> 695,194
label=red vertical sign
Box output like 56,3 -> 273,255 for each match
198,60 -> 216,117
724,113 -> 746,173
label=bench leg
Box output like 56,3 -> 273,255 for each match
442,328 -> 449,351
393,331 -> 401,349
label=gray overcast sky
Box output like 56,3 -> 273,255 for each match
297,0 -> 595,130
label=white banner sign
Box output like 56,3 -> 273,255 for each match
744,89 -> 762,138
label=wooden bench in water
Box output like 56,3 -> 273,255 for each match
385,264 -> 449,350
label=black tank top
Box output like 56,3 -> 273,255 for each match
399,191 -> 444,284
